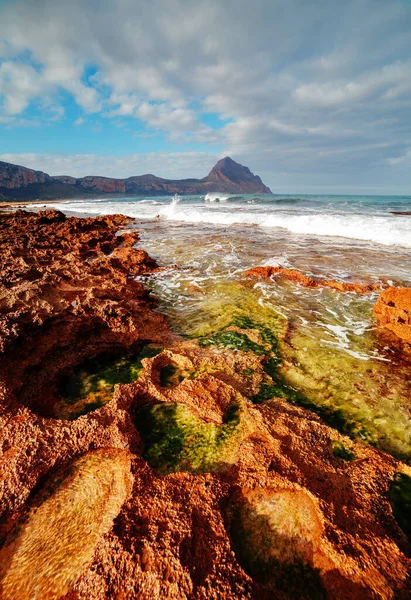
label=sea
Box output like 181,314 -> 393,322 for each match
31,192 -> 411,460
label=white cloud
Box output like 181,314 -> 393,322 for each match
387,148 -> 411,166
0,61 -> 49,114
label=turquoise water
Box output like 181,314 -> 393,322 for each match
40,192 -> 411,249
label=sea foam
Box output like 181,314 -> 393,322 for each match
32,194 -> 411,248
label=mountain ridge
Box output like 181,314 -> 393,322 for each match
0,156 -> 271,201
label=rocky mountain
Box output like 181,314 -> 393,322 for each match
0,156 -> 271,201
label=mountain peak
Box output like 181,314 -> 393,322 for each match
205,157 -> 271,193
0,156 -> 271,200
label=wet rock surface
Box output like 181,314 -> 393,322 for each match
0,211 -> 410,599
243,265 -> 385,293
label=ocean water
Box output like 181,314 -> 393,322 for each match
38,191 -> 411,248
31,192 -> 411,460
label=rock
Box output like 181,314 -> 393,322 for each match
0,212 -> 410,599
110,247 -> 158,275
244,265 -> 384,293
0,448 -> 133,600
0,160 -> 50,189
204,157 -> 272,193
0,209 -> 171,418
374,287 -> 411,344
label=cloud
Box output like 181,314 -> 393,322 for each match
387,147 -> 411,166
0,0 -> 410,190
0,61 -> 49,114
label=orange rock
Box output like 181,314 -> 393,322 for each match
111,246 -> 158,275
0,213 -> 410,600
244,265 -> 383,294
374,287 -> 411,344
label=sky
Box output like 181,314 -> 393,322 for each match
0,0 -> 411,194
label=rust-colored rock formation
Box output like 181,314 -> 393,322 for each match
0,211 -> 410,599
244,265 -> 384,293
374,287 -> 411,344
0,448 -> 134,600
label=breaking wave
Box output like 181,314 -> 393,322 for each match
31,197 -> 411,248
204,192 -> 232,203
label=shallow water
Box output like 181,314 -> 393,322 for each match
28,195 -> 411,460
132,221 -> 411,460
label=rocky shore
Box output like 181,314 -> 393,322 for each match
0,210 -> 410,599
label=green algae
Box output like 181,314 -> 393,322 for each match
194,312 -> 379,444
139,225 -> 411,463
194,310 -> 411,461
197,311 -> 282,361
331,440 -> 356,461
199,329 -> 266,355
389,472 -> 411,539
180,280 -> 286,342
193,302 -> 411,461
278,332 -> 411,461
57,345 -> 162,419
136,401 -> 244,474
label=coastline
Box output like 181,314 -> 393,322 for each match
0,208 -> 410,599
0,198 -> 67,210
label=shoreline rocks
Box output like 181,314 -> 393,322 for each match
374,287 -> 411,344
0,211 -> 410,599
243,265 -> 384,293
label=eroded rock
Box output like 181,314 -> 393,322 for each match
0,211 -> 410,600
244,265 -> 384,293
374,287 -> 411,344
0,448 -> 133,600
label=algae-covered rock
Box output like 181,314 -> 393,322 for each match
137,401 -> 248,475
0,448 -> 133,600
55,345 -> 161,419
228,488 -> 328,599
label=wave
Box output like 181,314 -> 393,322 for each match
204,192 -> 232,203
31,200 -> 411,248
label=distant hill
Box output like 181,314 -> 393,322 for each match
0,156 -> 271,201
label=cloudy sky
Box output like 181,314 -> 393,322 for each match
0,0 -> 411,193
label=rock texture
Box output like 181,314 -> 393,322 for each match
0,211 -> 410,600
244,265 -> 385,293
0,156 -> 271,201
374,287 -> 411,344
0,448 -> 133,600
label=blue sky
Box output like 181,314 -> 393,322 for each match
0,0 -> 411,193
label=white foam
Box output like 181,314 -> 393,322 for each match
204,192 -> 231,203
30,199 -> 411,248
